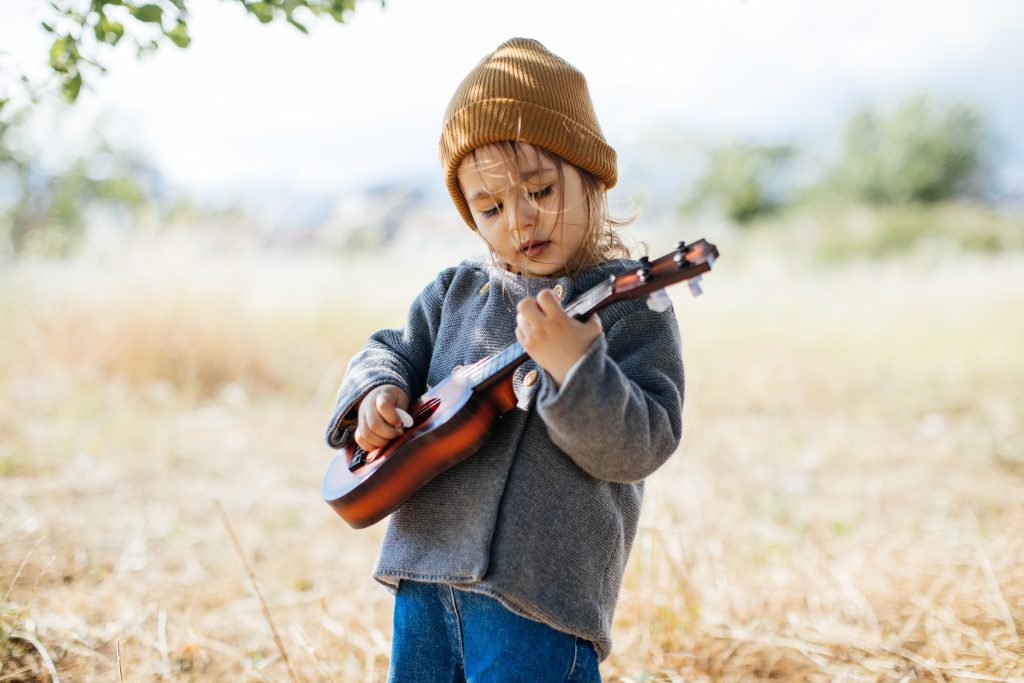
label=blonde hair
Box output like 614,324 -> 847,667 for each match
463,142 -> 635,281
574,163 -> 635,270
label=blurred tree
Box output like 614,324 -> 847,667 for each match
0,115 -> 152,258
0,0 -> 375,256
826,95 -> 990,204
681,142 -> 795,224
0,0 -> 377,112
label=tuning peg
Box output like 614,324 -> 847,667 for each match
636,255 -> 651,282
673,242 -> 687,265
688,275 -> 703,297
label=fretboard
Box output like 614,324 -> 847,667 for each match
467,277 -> 615,390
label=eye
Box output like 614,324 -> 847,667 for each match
530,186 -> 553,200
481,203 -> 501,219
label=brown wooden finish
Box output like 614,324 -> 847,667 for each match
322,375 -> 504,528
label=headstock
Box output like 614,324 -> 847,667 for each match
609,238 -> 720,305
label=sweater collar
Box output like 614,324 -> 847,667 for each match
484,257 -> 636,303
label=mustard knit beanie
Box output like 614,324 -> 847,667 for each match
439,37 -> 618,229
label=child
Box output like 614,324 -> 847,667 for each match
325,37 -> 685,682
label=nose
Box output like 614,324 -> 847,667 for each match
506,190 -> 538,237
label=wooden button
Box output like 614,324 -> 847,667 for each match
523,369 -> 539,387
478,282 -> 491,295
552,283 -> 565,300
452,364 -> 464,375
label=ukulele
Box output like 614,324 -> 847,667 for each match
322,239 -> 719,529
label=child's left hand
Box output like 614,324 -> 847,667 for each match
516,289 -> 602,389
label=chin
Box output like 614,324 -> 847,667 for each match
499,253 -> 564,277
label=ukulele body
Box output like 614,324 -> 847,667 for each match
321,369 -> 518,529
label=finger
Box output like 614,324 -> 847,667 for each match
376,392 -> 405,429
392,389 -> 410,412
366,410 -> 403,440
355,426 -> 388,451
517,296 -> 542,317
363,425 -> 396,450
515,312 -> 534,334
585,313 -> 603,333
517,300 -> 545,328
536,289 -> 565,315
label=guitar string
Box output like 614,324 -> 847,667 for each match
469,247 -> 712,385
465,245 -> 707,387
469,278 -> 615,388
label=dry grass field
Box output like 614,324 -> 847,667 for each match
1,229 -> 1022,681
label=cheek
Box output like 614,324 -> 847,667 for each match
564,197 -> 589,229
559,210 -> 588,240
478,225 -> 509,253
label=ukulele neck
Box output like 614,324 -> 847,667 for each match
464,239 -> 718,391
466,279 -> 615,390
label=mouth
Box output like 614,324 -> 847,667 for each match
521,241 -> 550,259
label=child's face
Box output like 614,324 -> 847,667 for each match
457,143 -> 590,277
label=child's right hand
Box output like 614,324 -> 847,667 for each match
355,384 -> 410,452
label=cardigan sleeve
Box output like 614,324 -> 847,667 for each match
535,305 -> 685,483
324,268 -> 455,449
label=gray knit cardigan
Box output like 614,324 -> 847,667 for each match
324,257 -> 685,661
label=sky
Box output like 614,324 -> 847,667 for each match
2,0 -> 1024,207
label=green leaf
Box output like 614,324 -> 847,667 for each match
49,36 -> 75,72
286,16 -> 308,33
164,21 -> 191,47
324,2 -> 348,22
42,21 -> 56,33
50,1 -> 74,17
63,72 -> 83,102
247,2 -> 275,23
49,37 -> 66,67
101,18 -> 125,44
131,3 -> 164,23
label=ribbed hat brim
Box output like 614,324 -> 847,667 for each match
442,98 -> 617,229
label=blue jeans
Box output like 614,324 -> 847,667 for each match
387,580 -> 602,683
